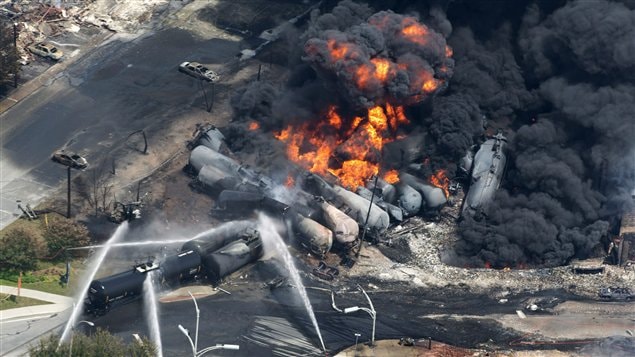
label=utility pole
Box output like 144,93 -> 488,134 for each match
357,175 -> 379,258
198,79 -> 211,112
67,166 -> 71,218
13,22 -> 19,88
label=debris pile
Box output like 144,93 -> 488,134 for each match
348,199 -> 635,298
3,0 -> 172,62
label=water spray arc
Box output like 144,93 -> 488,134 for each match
59,222 -> 130,345
258,213 -> 327,353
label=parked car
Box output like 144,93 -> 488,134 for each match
51,150 -> 88,170
178,61 -> 219,82
28,42 -> 63,61
598,287 -> 633,301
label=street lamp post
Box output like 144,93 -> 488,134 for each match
197,344 -> 240,356
354,333 -> 361,353
69,320 -> 94,357
178,324 -> 196,357
178,291 -> 239,357
334,286 -> 376,346
188,291 -> 200,352
344,306 -> 376,346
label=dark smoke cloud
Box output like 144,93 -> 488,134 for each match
303,0 -> 372,39
427,93 -> 483,160
303,5 -> 453,108
449,25 -> 537,119
519,0 -> 635,79
231,81 -> 280,128
230,0 -> 635,267
453,0 -> 635,267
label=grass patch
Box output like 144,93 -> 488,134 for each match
0,260 -> 86,296
1,212 -> 91,296
0,294 -> 52,310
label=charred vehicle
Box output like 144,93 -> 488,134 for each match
598,287 -> 634,301
84,222 -> 263,316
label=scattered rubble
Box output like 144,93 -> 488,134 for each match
4,0 -> 178,63
347,195 -> 635,299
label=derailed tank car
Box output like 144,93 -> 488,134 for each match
84,222 -> 264,316
159,250 -> 202,285
85,261 -> 159,316
462,131 -> 507,219
200,230 -> 263,282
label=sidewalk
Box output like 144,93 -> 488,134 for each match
0,285 -> 73,323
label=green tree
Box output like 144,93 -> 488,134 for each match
29,329 -> 156,356
0,228 -> 39,272
0,20 -> 20,91
44,219 -> 91,259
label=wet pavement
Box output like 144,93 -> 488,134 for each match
80,257 -> 527,356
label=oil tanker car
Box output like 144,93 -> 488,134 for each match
84,222 -> 263,316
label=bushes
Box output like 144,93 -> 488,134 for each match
29,329 -> 156,357
44,219 -> 91,259
0,270 -> 44,283
0,228 -> 39,272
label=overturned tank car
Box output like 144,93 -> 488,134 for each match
462,131 -> 507,219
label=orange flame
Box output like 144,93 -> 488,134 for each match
423,79 -> 439,93
285,175 -> 295,188
445,45 -> 453,57
371,58 -> 392,82
275,104 -> 408,189
383,170 -> 399,184
327,39 -> 351,61
356,58 -> 395,90
401,17 -> 429,45
248,121 -> 260,131
429,169 -> 450,198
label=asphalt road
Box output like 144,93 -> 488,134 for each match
0,26 -> 240,229
87,257 -> 522,357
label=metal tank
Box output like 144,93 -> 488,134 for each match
85,261 -> 159,316
357,186 -> 403,222
367,177 -> 397,204
292,213 -> 333,256
304,173 -> 389,234
181,221 -> 257,258
198,126 -> 226,152
462,131 -> 507,218
189,145 -> 241,174
200,231 -> 263,282
396,182 -> 422,217
159,250 -> 202,284
400,172 -> 447,212
197,165 -> 243,192
319,200 -> 359,244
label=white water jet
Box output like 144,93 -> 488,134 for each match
67,238 -> 190,250
60,221 -> 129,344
143,271 -> 163,357
257,213 -> 326,352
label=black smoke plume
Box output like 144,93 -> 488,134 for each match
452,0 -> 635,267
232,0 -> 635,267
